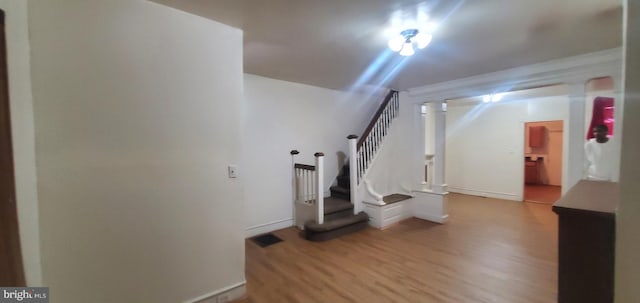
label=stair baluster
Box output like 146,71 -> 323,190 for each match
291,151 -> 326,228
347,90 -> 400,211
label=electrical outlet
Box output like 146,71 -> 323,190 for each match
228,165 -> 238,178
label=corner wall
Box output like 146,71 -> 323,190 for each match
616,0 -> 640,301
28,1 -> 244,302
0,0 -> 41,286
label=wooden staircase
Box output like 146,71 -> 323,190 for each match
304,164 -> 368,241
293,90 -> 402,241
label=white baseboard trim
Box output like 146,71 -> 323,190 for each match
448,187 -> 520,201
245,218 -> 293,238
414,213 -> 449,224
184,280 -> 246,303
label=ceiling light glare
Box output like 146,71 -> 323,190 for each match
388,36 -> 405,52
399,41 -> 415,56
414,33 -> 432,49
491,93 -> 504,102
388,28 -> 431,56
483,95 -> 491,103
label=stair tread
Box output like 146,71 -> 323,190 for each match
304,212 -> 369,232
324,197 -> 353,214
330,186 -> 350,194
383,194 -> 413,204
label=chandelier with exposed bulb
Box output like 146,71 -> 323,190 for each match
388,29 -> 432,56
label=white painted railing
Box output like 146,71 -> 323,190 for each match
347,90 -> 399,212
290,151 -> 325,228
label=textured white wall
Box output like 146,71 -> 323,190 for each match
445,93 -> 570,201
0,0 -> 41,286
28,1 -> 244,302
616,0 -> 640,301
358,92 -> 419,197
243,74 -> 382,236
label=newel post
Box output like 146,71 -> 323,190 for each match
314,152 -> 325,224
290,150 -> 299,222
347,135 -> 360,214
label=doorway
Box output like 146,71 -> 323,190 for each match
523,120 -> 563,204
0,9 -> 26,286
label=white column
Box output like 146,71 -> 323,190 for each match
347,135 -> 360,214
290,150 -> 299,224
432,100 -> 448,193
314,152 -> 324,224
566,81 -> 587,193
611,75 -> 624,182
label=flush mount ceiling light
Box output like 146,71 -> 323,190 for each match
388,29 -> 432,56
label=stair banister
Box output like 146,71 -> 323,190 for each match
347,90 -> 399,207
347,135 -> 360,214
314,152 -> 325,224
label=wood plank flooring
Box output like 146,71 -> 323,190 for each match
238,193 -> 558,303
524,184 -> 562,204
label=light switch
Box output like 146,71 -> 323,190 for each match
228,165 -> 238,178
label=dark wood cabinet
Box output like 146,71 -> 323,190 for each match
552,180 -> 618,303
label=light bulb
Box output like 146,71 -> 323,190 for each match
399,41 -> 415,56
414,33 -> 432,49
388,36 -> 404,52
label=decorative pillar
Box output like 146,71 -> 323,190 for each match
566,81 -> 587,192
611,75 -> 624,182
314,152 -> 324,224
347,135 -> 360,214
432,100 -> 447,193
290,150 -> 299,224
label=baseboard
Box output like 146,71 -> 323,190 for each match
448,187 -> 520,201
184,280 -> 246,303
413,212 -> 449,224
245,218 -> 293,238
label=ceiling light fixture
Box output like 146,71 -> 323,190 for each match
388,29 -> 432,56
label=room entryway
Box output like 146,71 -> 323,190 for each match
523,120 -> 563,204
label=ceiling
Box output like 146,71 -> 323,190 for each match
151,0 -> 622,91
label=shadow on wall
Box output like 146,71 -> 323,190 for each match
336,151 -> 346,171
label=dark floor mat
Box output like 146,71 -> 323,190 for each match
251,233 -> 283,247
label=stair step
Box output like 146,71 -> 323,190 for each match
304,212 -> 369,241
324,197 -> 353,215
337,175 -> 350,187
330,186 -> 350,194
383,194 -> 413,204
330,186 -> 350,200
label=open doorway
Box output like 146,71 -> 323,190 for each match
523,120 -> 563,204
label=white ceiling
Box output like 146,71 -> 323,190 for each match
151,0 -> 622,91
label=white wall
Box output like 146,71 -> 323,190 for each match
0,0 -> 41,286
28,1 -> 244,302
445,90 -> 570,201
359,92 -> 420,196
616,0 -> 640,301
243,74 -> 382,236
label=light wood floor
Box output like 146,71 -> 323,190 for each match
239,193 -> 558,303
524,184 -> 562,204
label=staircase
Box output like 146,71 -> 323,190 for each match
291,90 -> 402,241
304,164 -> 368,241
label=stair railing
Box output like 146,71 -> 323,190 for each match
347,90 -> 399,213
290,151 -> 325,228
